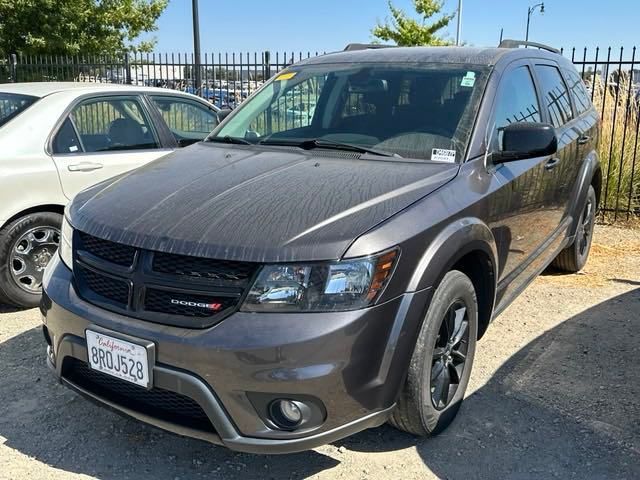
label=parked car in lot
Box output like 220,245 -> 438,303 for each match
42,41 -> 601,454
0,83 -> 219,307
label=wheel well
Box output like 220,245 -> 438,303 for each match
2,205 -> 65,230
451,250 -> 495,340
591,167 -> 602,209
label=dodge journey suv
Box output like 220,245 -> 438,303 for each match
42,41 -> 601,454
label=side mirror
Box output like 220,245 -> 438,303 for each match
492,122 -> 558,164
216,108 -> 233,125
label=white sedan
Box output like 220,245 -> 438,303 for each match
0,82 -> 219,307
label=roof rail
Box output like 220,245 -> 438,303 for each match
498,39 -> 560,54
343,43 -> 394,52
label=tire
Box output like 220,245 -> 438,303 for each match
0,212 -> 62,308
552,185 -> 597,273
389,270 -> 478,436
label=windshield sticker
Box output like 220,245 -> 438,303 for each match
431,148 -> 457,163
69,145 -> 78,152
275,71 -> 297,81
460,71 -> 476,88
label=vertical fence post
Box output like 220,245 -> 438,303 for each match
124,53 -> 131,84
263,50 -> 270,81
9,53 -> 17,82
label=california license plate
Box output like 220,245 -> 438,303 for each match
85,330 -> 151,388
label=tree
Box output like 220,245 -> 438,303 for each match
372,0 -> 455,46
0,0 -> 168,55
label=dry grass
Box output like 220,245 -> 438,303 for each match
591,74 -> 640,215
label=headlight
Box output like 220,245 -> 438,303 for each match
242,249 -> 398,312
59,216 -> 74,271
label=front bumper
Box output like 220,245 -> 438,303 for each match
42,256 -> 431,453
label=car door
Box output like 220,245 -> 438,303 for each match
147,95 -> 218,147
531,63 -> 580,220
50,94 -> 174,199
488,61 -> 571,283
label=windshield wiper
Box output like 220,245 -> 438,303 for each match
260,138 -> 400,158
208,135 -> 252,145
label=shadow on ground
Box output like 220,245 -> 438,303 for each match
0,290 -> 638,479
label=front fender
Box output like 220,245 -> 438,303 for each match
407,217 -> 498,292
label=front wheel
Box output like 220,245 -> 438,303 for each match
0,212 -> 62,308
389,270 -> 478,436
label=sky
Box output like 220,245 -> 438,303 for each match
142,0 -> 637,56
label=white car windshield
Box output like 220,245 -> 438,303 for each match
210,62 -> 489,161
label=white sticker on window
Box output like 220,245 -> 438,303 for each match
460,71 -> 476,88
431,148 -> 457,163
69,145 -> 78,152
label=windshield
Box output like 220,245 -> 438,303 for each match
211,62 -> 489,161
0,93 -> 38,128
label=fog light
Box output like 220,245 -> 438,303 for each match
269,399 -> 307,430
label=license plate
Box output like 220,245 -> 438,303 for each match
86,330 -> 151,388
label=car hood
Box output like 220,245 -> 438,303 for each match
69,143 -> 458,262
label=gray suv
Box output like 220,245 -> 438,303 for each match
42,41 -> 600,454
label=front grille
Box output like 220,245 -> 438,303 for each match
78,232 -> 136,267
76,265 -> 130,307
62,358 -> 214,433
153,252 -> 257,284
73,232 -> 255,328
144,288 -> 238,318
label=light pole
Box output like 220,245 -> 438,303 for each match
455,0 -> 463,46
192,0 -> 202,94
525,2 -> 545,43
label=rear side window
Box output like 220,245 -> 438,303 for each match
492,66 -> 541,148
64,96 -> 159,153
52,118 -> 82,154
150,96 -> 217,145
0,93 -> 38,127
563,69 -> 592,115
534,65 -> 574,127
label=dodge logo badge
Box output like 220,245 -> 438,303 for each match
171,299 -> 223,311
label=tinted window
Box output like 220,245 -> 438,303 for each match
0,93 -> 38,127
215,64 -> 489,161
150,96 -> 217,145
563,69 -> 592,115
493,66 -> 541,148
52,118 -> 82,154
534,65 -> 574,127
69,97 -> 159,152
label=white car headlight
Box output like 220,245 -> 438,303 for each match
59,216 -> 74,271
242,249 -> 398,312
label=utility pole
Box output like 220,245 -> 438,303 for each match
455,0 -> 462,46
192,0 -> 202,95
525,2 -> 545,44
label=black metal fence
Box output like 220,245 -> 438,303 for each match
1,46 -> 639,221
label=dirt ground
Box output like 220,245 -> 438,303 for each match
0,225 -> 638,480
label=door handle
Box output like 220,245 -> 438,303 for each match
578,135 -> 591,145
68,162 -> 104,172
544,157 -> 560,171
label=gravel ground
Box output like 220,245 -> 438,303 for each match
0,225 -> 638,480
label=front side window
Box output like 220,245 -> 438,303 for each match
0,93 -> 38,127
534,65 -> 574,127
492,66 -> 541,149
66,96 -> 159,153
150,96 -> 217,145
211,63 -> 489,161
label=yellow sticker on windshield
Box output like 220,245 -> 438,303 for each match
275,71 -> 297,81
